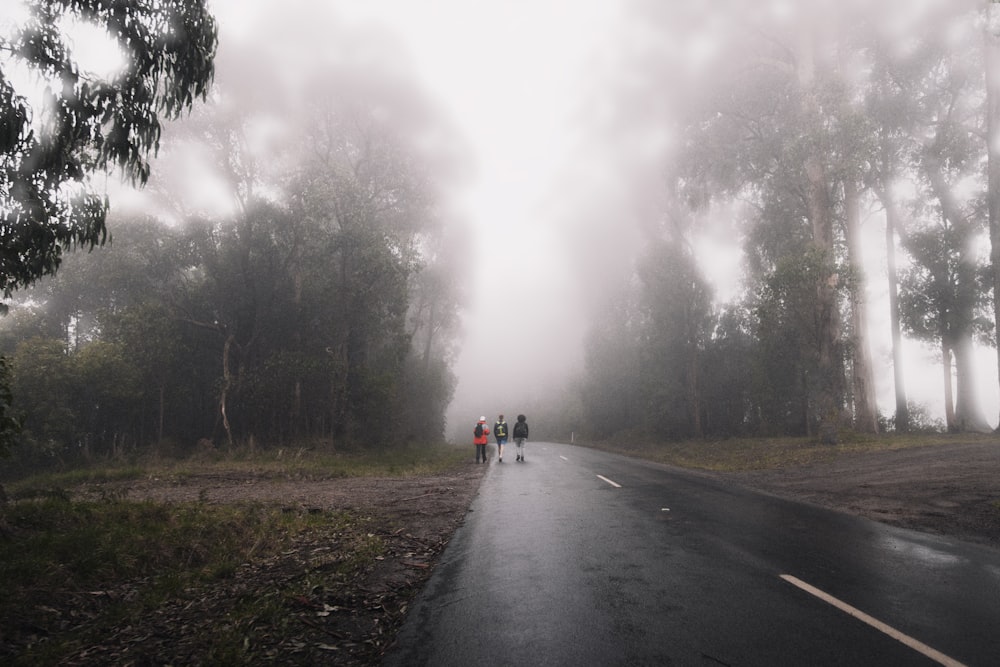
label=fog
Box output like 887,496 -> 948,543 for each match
14,0 -> 997,443
201,0 -> 644,439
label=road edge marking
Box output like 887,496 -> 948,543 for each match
597,474 -> 621,488
780,574 -> 967,667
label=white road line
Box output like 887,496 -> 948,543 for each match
597,475 -> 621,488
559,455 -> 568,461
780,575 -> 968,667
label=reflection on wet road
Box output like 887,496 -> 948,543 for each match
385,443 -> 999,666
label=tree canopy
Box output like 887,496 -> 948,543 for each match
0,0 -> 217,300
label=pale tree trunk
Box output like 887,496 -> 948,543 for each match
954,335 -> 991,432
942,340 -> 956,431
985,2 -> 1000,430
880,186 -> 910,431
798,33 -> 843,444
843,178 -> 879,433
924,154 -> 991,432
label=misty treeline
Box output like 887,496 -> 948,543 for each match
0,7 -> 466,470
574,0 -> 1000,443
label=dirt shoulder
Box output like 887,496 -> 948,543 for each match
36,439 -> 1000,665
720,439 -> 1000,549
46,463 -> 488,666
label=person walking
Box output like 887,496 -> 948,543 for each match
494,414 -> 509,462
512,414 -> 529,461
474,416 -> 490,463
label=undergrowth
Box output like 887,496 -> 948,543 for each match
6,442 -> 467,499
0,497 -> 376,665
0,442 -> 470,664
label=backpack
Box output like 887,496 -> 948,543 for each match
513,421 -> 527,438
474,422 -> 483,438
495,422 -> 507,438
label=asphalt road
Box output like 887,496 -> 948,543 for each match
383,442 -> 1000,666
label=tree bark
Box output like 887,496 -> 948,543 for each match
797,34 -> 843,444
879,185 -> 910,431
985,2 -> 1000,430
924,154 -> 991,432
942,338 -> 956,431
843,177 -> 879,433
221,334 -> 235,449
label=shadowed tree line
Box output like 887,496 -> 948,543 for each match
0,2 -> 465,472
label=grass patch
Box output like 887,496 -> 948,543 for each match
0,441 -> 469,664
7,466 -> 146,500
581,432 -> 1000,472
145,442 -> 470,482
5,442 -> 468,499
0,497 -> 378,665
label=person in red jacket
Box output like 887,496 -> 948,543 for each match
473,416 -> 490,463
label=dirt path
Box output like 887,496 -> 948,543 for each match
54,463 -> 488,666
721,439 -> 1000,548
49,440 -> 1000,665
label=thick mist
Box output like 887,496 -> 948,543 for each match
17,0 -> 995,444
206,0 -> 998,438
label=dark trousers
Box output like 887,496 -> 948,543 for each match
475,444 -> 486,462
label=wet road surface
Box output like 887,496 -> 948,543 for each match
383,442 -> 1000,666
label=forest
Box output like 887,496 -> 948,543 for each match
3,0 -> 1000,476
0,1 -> 466,473
570,0 -> 1000,444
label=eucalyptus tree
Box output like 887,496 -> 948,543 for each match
634,238 -> 715,438
984,0 -> 1000,430
670,11 -> 859,441
0,0 -> 216,300
581,278 -> 644,439
900,19 -> 992,432
0,0 -> 215,467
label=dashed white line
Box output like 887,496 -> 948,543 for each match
559,455 -> 569,461
596,475 -> 621,488
780,575 -> 967,667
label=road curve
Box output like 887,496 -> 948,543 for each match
383,442 -> 1000,666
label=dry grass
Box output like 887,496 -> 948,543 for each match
580,432 -> 998,472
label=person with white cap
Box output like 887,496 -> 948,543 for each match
473,416 -> 490,463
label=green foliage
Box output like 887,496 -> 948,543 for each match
0,0 -> 217,300
0,355 -> 19,457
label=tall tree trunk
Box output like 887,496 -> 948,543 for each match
221,334 -> 235,449
985,2 -> 1000,430
942,339 -> 956,431
924,154 -> 990,432
879,186 -> 910,432
158,384 -> 165,443
798,29 -> 843,444
954,332 -> 992,432
684,301 -> 703,439
843,178 -> 879,433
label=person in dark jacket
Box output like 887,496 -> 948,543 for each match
512,414 -> 529,461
